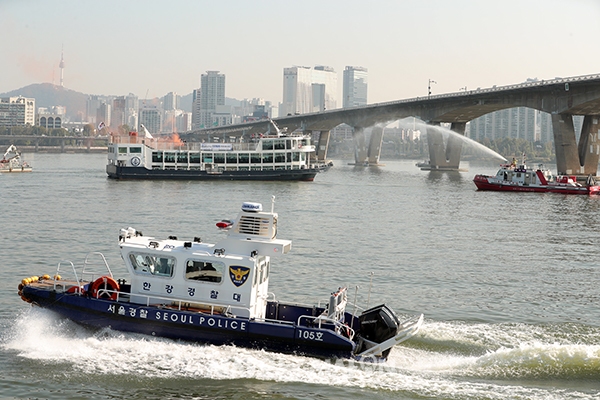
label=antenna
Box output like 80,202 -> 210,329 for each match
59,45 -> 65,87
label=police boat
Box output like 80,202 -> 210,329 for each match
18,198 -> 423,362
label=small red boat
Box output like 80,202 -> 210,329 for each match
473,162 -> 600,195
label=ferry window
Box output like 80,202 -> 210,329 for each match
293,152 -> 300,162
251,154 -> 261,163
286,140 -> 291,150
130,147 -> 142,154
185,259 -> 224,283
152,152 -> 163,162
239,153 -> 249,163
214,154 -> 225,164
177,153 -> 188,163
226,153 -> 238,163
128,252 -> 176,278
275,153 -> 286,163
164,152 -> 176,163
263,140 -> 273,150
286,152 -> 292,162
263,153 -> 273,163
274,140 -> 286,150
118,147 -> 128,154
190,153 -> 201,163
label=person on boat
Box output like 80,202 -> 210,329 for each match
511,158 -> 517,167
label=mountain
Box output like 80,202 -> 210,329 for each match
0,83 -> 88,121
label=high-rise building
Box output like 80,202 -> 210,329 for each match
96,102 -> 111,129
281,66 -> 338,116
468,107 -> 546,142
163,92 -> 179,111
139,106 -> 162,134
0,96 -> 36,127
192,71 -> 226,129
342,66 -> 368,108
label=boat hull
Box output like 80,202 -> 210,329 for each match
106,164 -> 317,181
0,167 -> 32,173
22,285 -> 356,360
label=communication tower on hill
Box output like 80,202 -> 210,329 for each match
59,46 -> 65,87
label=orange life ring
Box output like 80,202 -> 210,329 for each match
90,276 -> 120,301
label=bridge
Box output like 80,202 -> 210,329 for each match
183,73 -> 600,175
0,135 -> 108,152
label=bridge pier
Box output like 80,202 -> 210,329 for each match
353,127 -> 368,165
367,127 -> 384,165
422,122 -> 465,170
315,130 -> 330,162
552,114 -> 600,175
352,126 -> 384,165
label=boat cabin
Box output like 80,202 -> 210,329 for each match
107,131 -> 316,173
119,202 -> 291,319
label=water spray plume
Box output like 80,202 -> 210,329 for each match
398,118 -> 507,162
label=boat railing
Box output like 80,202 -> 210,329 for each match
53,252 -> 115,293
297,314 -> 356,340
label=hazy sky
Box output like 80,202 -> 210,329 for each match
2,0 -> 600,105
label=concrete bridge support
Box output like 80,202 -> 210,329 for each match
579,116 -> 600,175
552,114 -> 600,175
367,127 -> 384,165
315,130 -> 330,161
353,128 -> 368,165
424,122 -> 465,170
352,127 -> 385,165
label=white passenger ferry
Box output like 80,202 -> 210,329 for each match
106,122 -> 330,181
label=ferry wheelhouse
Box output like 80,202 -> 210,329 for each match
106,124 -> 328,181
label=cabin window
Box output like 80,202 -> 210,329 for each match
239,153 -> 249,163
226,153 -> 238,164
164,152 -> 176,163
214,154 -> 225,164
128,252 -> 176,278
118,147 -> 128,154
251,154 -> 261,163
185,259 -> 224,283
152,152 -> 163,162
177,153 -> 188,163
293,152 -> 300,162
263,140 -> 273,150
275,153 -> 286,163
262,153 -> 273,163
190,153 -> 201,163
130,147 -> 142,154
274,140 -> 286,150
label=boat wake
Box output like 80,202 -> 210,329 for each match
3,309 -> 600,399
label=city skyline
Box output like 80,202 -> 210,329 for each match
2,0 -> 600,106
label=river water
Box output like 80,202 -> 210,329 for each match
1,153 -> 599,399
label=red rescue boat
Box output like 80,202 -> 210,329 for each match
473,161 -> 600,195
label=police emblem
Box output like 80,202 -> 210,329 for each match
229,266 -> 250,287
